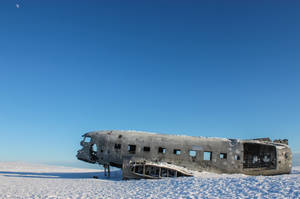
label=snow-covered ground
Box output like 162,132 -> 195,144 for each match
0,162 -> 299,199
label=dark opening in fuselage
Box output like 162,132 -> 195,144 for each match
243,143 -> 276,169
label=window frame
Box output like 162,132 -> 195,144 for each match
203,151 -> 212,161
189,150 -> 197,157
128,145 -> 136,154
143,146 -> 151,152
173,149 -> 181,155
219,153 -> 227,159
158,147 -> 166,154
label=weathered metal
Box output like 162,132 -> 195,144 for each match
77,130 -> 292,179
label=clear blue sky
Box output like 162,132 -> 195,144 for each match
0,1 -> 299,165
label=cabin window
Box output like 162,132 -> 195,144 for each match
189,150 -> 197,157
84,137 -> 91,143
143,146 -> 151,152
114,143 -> 121,150
220,153 -> 227,159
158,147 -> 166,154
234,155 -> 240,160
173,149 -> 181,155
128,145 -> 136,154
204,151 -> 212,161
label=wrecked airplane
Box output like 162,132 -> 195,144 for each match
76,130 -> 292,179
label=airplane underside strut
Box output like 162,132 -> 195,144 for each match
104,164 -> 110,177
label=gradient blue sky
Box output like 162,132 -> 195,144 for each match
0,1 -> 299,165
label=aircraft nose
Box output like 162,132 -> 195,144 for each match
76,149 -> 83,159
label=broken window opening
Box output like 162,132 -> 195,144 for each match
92,144 -> 97,152
128,145 -> 136,154
220,153 -> 227,159
173,149 -> 181,155
90,144 -> 98,161
234,155 -> 240,160
143,146 -> 151,152
285,152 -> 289,159
84,137 -> 91,143
158,147 -> 166,154
189,150 -> 197,157
243,143 -> 276,169
114,143 -> 121,150
204,151 -> 212,161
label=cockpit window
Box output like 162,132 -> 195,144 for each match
84,137 -> 91,143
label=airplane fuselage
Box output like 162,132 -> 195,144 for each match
77,130 -> 292,179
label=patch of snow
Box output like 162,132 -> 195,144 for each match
276,145 -> 287,150
0,162 -> 299,198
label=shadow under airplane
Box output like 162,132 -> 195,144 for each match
0,170 -> 122,181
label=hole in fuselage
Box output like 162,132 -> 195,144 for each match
90,143 -> 98,161
243,143 -> 276,169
